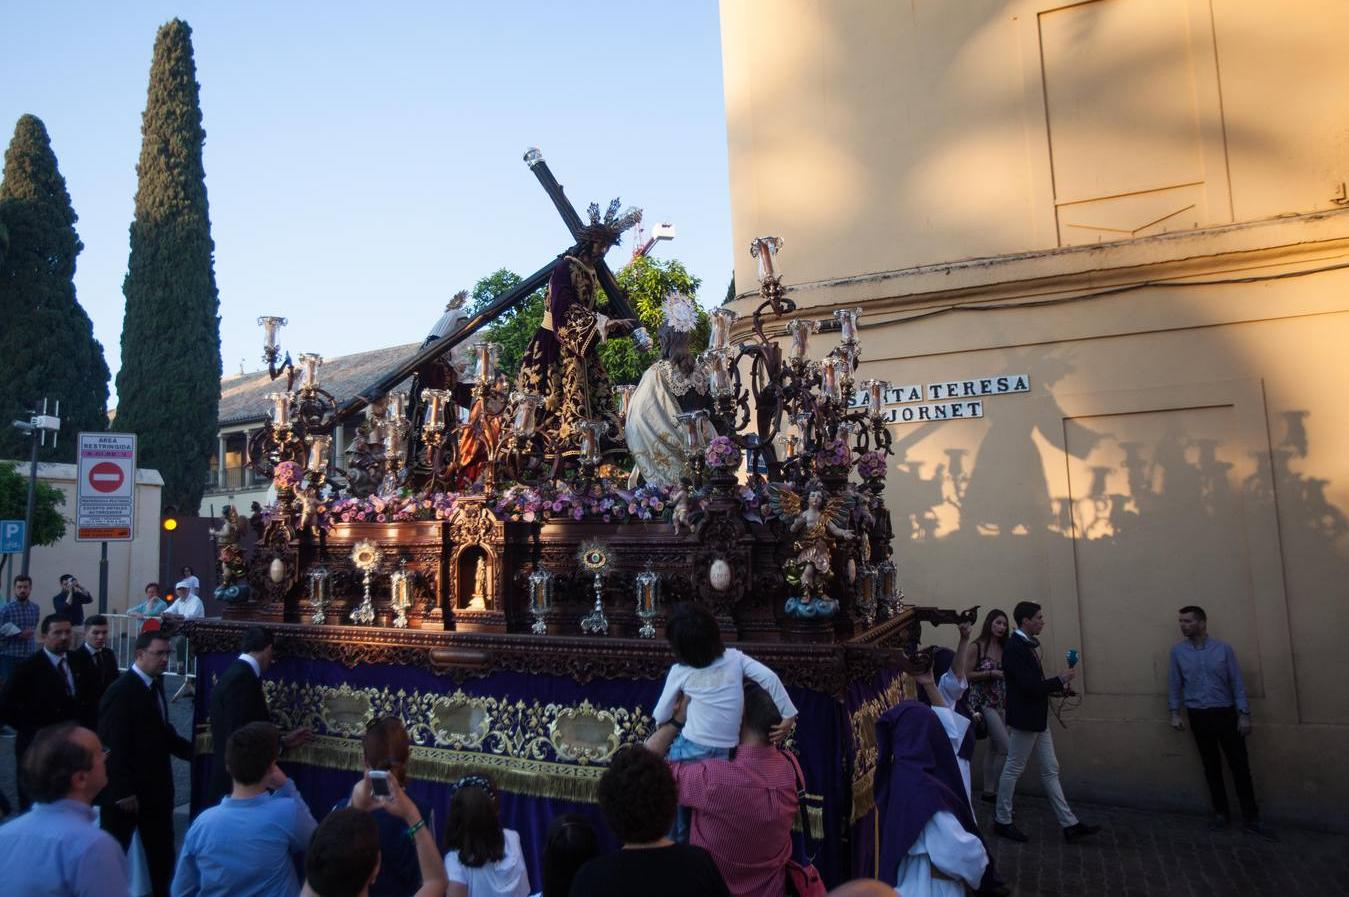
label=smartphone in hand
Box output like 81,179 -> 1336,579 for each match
369,770 -> 392,800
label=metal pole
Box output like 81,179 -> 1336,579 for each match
98,541 -> 109,614
164,531 -> 174,593
20,423 -> 39,576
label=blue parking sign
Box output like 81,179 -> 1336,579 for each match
0,520 -> 24,554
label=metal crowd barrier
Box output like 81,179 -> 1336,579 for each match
102,613 -> 199,682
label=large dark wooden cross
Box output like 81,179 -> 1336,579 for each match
337,148 -> 641,421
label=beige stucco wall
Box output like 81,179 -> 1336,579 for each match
722,0 -> 1349,295
721,0 -> 1349,828
5,462 -> 163,614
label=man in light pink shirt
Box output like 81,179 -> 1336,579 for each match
646,682 -> 800,897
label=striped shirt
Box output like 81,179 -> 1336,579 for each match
0,598 -> 39,658
668,745 -> 799,897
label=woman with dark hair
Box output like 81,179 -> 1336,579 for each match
443,775 -> 529,897
179,565 -> 200,597
530,814 -> 599,897
335,717 -> 435,897
964,609 -> 1010,804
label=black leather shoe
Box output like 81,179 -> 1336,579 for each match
1243,820 -> 1279,842
1063,822 -> 1101,843
1207,813 -> 1230,831
980,793 -> 997,804
994,822 -> 1029,842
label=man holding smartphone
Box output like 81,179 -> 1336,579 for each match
53,574 -> 94,647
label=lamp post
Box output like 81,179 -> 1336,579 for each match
12,399 -> 61,577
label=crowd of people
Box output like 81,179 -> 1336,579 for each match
0,572 -> 1274,896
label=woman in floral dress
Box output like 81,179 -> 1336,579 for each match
965,608 -> 1010,803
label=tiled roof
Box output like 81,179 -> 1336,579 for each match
218,343 -> 422,426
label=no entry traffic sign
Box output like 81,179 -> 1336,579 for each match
76,433 -> 137,541
88,461 -> 125,493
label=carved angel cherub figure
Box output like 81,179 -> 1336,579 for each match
298,489 -> 321,531
769,482 -> 855,609
670,477 -> 694,535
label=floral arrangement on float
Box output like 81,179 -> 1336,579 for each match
704,435 -> 743,472
856,450 -> 888,482
813,437 -> 853,477
495,481 -> 680,524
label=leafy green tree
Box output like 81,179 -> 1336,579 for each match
0,460 -> 66,546
0,114 -> 110,463
470,268 -> 546,376
469,256 -> 709,387
725,273 -> 735,305
599,255 -> 708,384
115,19 -> 221,512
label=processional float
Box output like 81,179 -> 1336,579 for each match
213,148 -> 929,643
193,150 -> 973,884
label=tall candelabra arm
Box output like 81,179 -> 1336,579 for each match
750,290 -> 795,346
263,349 -> 292,385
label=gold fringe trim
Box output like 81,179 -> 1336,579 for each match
195,727 -> 824,835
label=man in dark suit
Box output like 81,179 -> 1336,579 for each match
992,601 -> 1099,844
98,630 -> 193,897
69,613 -> 120,728
0,613 -> 81,809
205,625 -> 311,807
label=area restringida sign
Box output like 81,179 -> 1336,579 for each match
855,374 -> 1031,423
76,432 -> 138,541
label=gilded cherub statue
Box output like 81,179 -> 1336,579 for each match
768,482 -> 854,618
212,505 -> 250,601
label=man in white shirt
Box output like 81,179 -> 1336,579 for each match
165,582 -> 204,620
163,582 -> 203,702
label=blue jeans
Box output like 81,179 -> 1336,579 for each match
667,734 -> 731,841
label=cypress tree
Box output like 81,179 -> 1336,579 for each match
0,114 -> 111,462
115,19 -> 221,512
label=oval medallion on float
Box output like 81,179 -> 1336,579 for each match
269,557 -> 286,583
709,558 -> 732,592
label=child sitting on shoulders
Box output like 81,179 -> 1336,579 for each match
653,603 -> 799,838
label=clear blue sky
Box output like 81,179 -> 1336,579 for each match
0,1 -> 732,402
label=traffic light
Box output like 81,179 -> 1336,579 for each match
162,506 -> 178,532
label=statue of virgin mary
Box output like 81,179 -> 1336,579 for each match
625,292 -> 712,486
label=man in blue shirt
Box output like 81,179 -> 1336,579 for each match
0,721 -> 129,897
1168,605 -> 1273,839
1,573 -> 39,680
172,721 -> 318,897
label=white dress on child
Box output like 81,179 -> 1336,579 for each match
444,827 -> 531,897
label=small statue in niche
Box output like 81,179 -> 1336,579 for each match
466,556 -> 489,610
